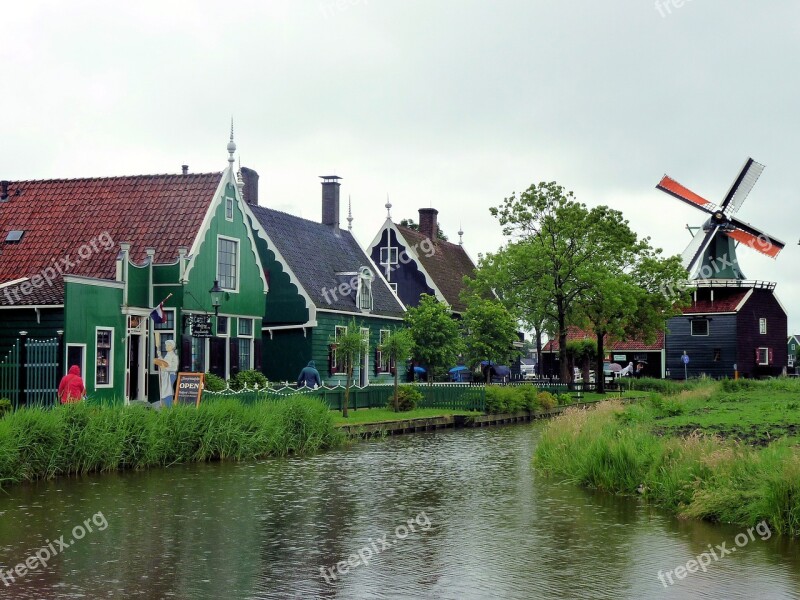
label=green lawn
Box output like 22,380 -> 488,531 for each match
333,407 -> 481,425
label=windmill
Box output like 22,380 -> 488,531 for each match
656,158 -> 785,280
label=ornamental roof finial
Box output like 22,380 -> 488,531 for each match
347,195 -> 353,231
385,194 -> 392,219
227,117 -> 236,164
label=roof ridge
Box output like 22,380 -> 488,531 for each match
7,172 -> 223,185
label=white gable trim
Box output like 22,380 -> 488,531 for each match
734,288 -> 755,312
349,231 -> 406,313
63,275 -> 125,290
383,222 -> 448,307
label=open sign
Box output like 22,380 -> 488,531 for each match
174,373 -> 204,407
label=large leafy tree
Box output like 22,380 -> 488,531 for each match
379,328 -> 414,411
404,294 -> 463,382
460,297 -> 520,381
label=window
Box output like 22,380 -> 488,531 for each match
378,329 -> 392,373
191,337 -> 207,372
238,318 -> 253,371
759,318 -> 767,335
691,319 -> 709,336
792,343 -> 797,352
153,309 -> 175,359
225,197 -> 234,221
713,348 -> 721,362
331,325 -> 347,373
217,237 -> 239,290
789,355 -> 795,368
4,230 -> 24,243
380,246 -> 398,265
217,316 -> 228,336
357,267 -> 373,311
95,328 -> 113,387
756,347 -> 769,366
389,282 -> 398,294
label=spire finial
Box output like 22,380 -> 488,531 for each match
458,223 -> 464,245
347,195 -> 353,231
385,193 -> 392,219
236,156 -> 244,194
227,117 -> 236,164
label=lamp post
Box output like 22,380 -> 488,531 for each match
209,280 -> 223,317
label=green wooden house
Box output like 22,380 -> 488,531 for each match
240,172 -> 407,385
0,135 -> 267,405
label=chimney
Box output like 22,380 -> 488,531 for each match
320,175 -> 342,231
0,180 -> 8,201
418,208 -> 439,241
181,165 -> 189,175
240,167 -> 259,205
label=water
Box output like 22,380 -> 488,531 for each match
0,424 -> 798,599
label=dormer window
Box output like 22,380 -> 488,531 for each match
357,266 -> 373,312
4,230 -> 23,243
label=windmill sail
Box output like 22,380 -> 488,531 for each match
656,176 -> 717,213
720,158 -> 765,215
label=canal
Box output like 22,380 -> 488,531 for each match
1,423 -> 798,599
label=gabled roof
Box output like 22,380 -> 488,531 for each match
394,225 -> 476,313
0,173 -> 222,306
542,326 -> 665,352
679,288 -> 751,315
248,206 -> 405,318
788,335 -> 800,345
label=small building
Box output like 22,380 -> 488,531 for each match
664,281 -> 788,379
540,326 -> 665,379
244,173 -> 407,385
788,335 -> 800,374
367,206 -> 476,315
0,135 -> 268,405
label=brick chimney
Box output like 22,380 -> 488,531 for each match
418,208 -> 439,241
320,175 -> 342,231
241,167 -> 259,205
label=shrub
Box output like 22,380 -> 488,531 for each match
721,379 -> 758,392
388,385 -> 423,411
536,391 -> 557,410
0,398 -> 12,418
229,370 -> 268,391
204,372 -> 227,392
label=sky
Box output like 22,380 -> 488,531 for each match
2,1 -> 799,331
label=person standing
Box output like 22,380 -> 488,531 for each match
296,360 -> 322,388
156,339 -> 179,407
58,365 -> 85,404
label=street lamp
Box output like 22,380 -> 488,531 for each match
209,280 -> 223,317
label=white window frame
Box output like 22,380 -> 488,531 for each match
332,325 -> 348,374
759,318 -> 767,335
151,309 -> 176,374
65,343 -> 87,378
356,267 -> 373,312
216,315 -> 229,337
225,196 -> 234,221
378,329 -> 392,373
691,319 -> 709,337
216,235 -> 240,292
789,354 -> 795,368
388,282 -> 398,295
237,318 -> 254,372
757,347 -> 769,366
380,246 -> 398,266
95,326 -> 114,388
191,336 -> 209,373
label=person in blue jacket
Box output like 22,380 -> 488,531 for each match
297,360 -> 322,388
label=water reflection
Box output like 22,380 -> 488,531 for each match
0,425 -> 798,599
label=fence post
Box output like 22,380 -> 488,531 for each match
57,330 -> 65,380
18,331 -> 28,407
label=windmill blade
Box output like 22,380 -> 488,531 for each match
656,176 -> 717,213
726,217 -> 785,258
682,224 -> 719,274
720,158 -> 765,215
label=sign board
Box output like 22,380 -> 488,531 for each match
174,373 -> 204,407
681,354 -> 690,365
613,354 -> 627,361
191,315 -> 212,338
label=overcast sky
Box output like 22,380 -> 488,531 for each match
3,1 -> 799,331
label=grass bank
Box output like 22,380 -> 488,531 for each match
0,397 -> 343,489
333,407 -> 480,425
533,379 -> 800,536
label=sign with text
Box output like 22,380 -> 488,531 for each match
174,373 -> 204,407
613,354 -> 627,361
191,315 -> 212,338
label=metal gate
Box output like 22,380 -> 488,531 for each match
0,336 -> 60,409
0,340 -> 20,407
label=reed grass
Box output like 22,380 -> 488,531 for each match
0,397 -> 342,489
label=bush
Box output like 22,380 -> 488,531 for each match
229,370 -> 268,391
485,385 -> 558,414
204,372 -> 227,392
721,379 -> 758,392
536,391 -> 557,410
0,398 -> 12,418
388,385 -> 423,411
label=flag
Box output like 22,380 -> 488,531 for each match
149,302 -> 166,324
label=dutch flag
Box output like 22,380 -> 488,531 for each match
149,302 -> 166,324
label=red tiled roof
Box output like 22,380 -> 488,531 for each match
0,173 -> 221,306
542,326 -> 665,352
396,225 -> 476,313
680,289 -> 749,314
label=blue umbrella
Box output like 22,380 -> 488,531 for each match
448,366 -> 469,373
413,366 -> 427,374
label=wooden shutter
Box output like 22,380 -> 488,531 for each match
229,338 -> 240,377
755,348 -> 760,363
375,348 -> 382,375
209,337 -> 226,378
180,335 -> 192,371
769,348 -> 774,365
253,338 -> 262,372
329,344 -> 337,374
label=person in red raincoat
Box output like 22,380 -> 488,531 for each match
58,365 -> 86,404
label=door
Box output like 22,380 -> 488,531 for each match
128,335 -> 140,400
359,328 -> 370,387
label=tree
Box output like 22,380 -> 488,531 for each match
331,319 -> 368,418
566,339 -> 596,390
379,329 -> 415,411
404,294 -> 463,383
399,218 -> 448,241
460,297 -> 520,382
